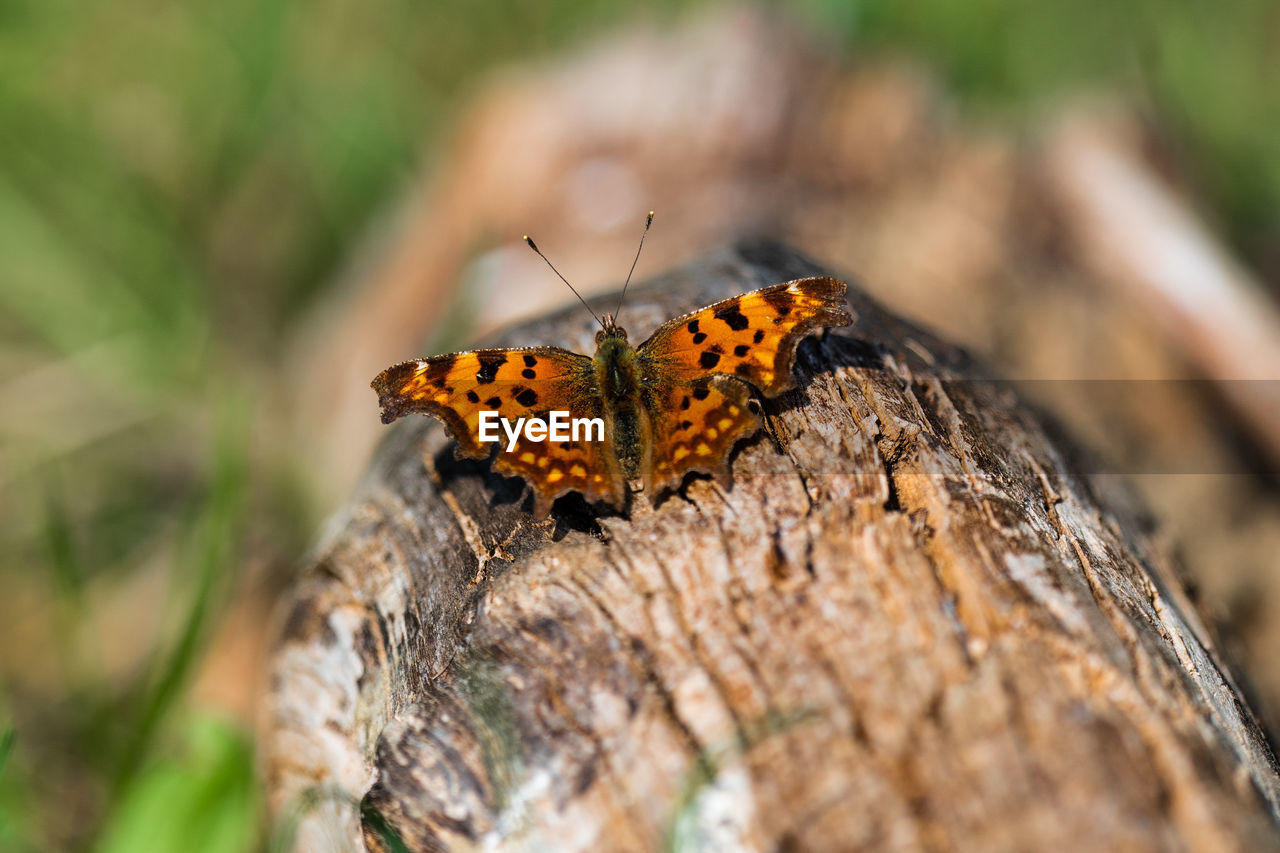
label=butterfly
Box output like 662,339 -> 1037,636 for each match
372,216 -> 852,516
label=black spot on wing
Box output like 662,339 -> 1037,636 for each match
515,388 -> 539,407
466,390 -> 480,403
522,368 -> 537,379
753,329 -> 765,343
692,386 -> 711,401
476,353 -> 506,383
699,351 -> 721,369
763,289 -> 795,318
692,332 -> 707,344
485,396 -> 502,408
733,344 -> 749,357
523,354 -> 537,367
687,319 -> 699,334
714,304 -> 751,331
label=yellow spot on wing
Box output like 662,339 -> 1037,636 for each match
546,469 -> 564,483
674,446 -> 690,461
696,443 -> 711,456
569,464 -> 586,477
519,451 -> 536,464
718,418 -> 732,430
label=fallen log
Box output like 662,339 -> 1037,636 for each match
264,242 -> 1280,852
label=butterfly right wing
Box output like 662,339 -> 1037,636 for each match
644,375 -> 762,496
372,347 -> 626,512
637,277 -> 852,396
634,277 -> 849,498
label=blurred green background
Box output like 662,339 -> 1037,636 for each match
1,0 -> 1276,849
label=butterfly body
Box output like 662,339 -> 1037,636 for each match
590,323 -> 644,478
373,276 -> 852,516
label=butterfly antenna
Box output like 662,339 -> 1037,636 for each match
524,234 -> 603,328
614,210 -> 654,324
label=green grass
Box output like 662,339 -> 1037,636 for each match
97,716 -> 259,853
0,0 -> 1276,849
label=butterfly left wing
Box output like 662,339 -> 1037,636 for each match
372,347 -> 626,513
636,277 -> 852,396
372,347 -> 591,456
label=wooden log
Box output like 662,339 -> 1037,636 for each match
263,243 -> 1280,852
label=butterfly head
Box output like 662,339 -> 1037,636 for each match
596,313 -> 628,344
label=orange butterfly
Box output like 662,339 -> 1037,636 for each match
372,216 -> 852,516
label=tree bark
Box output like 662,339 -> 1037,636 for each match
263,242 -> 1280,852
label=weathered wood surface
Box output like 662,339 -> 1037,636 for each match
264,243 -> 1280,852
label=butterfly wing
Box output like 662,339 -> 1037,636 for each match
372,347 -> 625,513
644,376 -> 762,496
635,276 -> 850,497
636,277 -> 852,396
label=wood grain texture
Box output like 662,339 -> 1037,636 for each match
263,243 -> 1280,852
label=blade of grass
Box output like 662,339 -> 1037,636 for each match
0,724 -> 13,778
360,800 -> 411,853
108,396 -> 250,801
41,482 -> 93,687
267,784 -> 359,853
